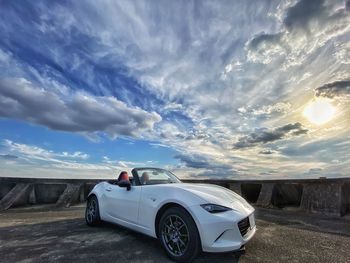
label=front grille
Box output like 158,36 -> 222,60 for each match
238,217 -> 250,237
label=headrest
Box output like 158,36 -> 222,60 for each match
118,172 -> 130,182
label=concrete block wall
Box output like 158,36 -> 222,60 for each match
300,182 -> 344,216
184,178 -> 350,216
0,177 -> 349,216
342,183 -> 350,215
0,178 -> 103,211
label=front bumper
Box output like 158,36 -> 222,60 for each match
189,205 -> 256,253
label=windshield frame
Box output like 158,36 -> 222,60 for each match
131,167 -> 182,186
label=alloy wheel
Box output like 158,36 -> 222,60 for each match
161,214 -> 190,257
86,199 -> 96,224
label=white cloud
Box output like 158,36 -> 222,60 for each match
3,139 -> 89,162
0,139 -> 132,178
102,156 -> 156,169
0,0 -> 349,179
0,48 -> 12,64
162,102 -> 183,112
246,0 -> 350,69
0,78 -> 161,139
252,102 -> 291,115
335,41 -> 350,64
61,151 -> 89,159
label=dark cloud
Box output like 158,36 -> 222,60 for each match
234,123 -> 308,149
308,168 -> 323,173
174,153 -> 232,170
248,0 -> 326,50
247,0 -> 349,63
248,33 -> 282,50
259,149 -> 276,155
192,168 -> 237,179
284,0 -> 325,31
259,170 -> 279,176
0,78 -> 161,138
0,154 -> 18,160
175,153 -> 238,178
174,154 -> 210,169
181,132 -> 210,141
315,80 -> 350,99
280,137 -> 350,164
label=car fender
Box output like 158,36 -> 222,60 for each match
138,185 -> 205,238
87,182 -> 107,219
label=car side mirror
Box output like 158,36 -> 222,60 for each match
118,180 -> 131,191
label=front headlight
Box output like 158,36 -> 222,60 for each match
200,204 -> 232,213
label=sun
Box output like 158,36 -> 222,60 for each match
303,98 -> 336,125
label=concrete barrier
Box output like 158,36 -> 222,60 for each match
241,183 -> 262,203
0,178 -> 103,211
255,183 -> 274,208
0,183 -> 32,210
343,183 -> 350,215
56,183 -> 82,208
300,182 -> 344,216
0,177 -> 349,216
272,183 -> 302,208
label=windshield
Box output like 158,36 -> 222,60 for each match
134,168 -> 181,185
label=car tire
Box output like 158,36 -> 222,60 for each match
159,207 -> 201,262
85,195 -> 101,226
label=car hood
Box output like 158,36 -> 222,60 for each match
174,183 -> 254,215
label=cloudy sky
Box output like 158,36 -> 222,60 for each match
0,0 -> 349,179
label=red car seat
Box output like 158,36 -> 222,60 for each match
118,172 -> 130,182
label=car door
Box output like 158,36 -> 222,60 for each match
103,182 -> 141,225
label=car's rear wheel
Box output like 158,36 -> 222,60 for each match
159,207 -> 201,262
85,195 -> 101,226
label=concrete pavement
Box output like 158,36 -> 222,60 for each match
0,205 -> 349,263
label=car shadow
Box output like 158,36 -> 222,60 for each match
98,221 -> 242,263
0,217 -> 241,263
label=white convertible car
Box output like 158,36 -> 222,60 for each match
86,168 -> 256,262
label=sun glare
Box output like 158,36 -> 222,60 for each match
303,98 -> 336,125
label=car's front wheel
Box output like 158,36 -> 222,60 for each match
159,207 -> 201,262
85,195 -> 101,226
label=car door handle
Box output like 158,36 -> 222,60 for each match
106,187 -> 112,192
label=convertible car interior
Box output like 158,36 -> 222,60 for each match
108,174 -> 134,185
